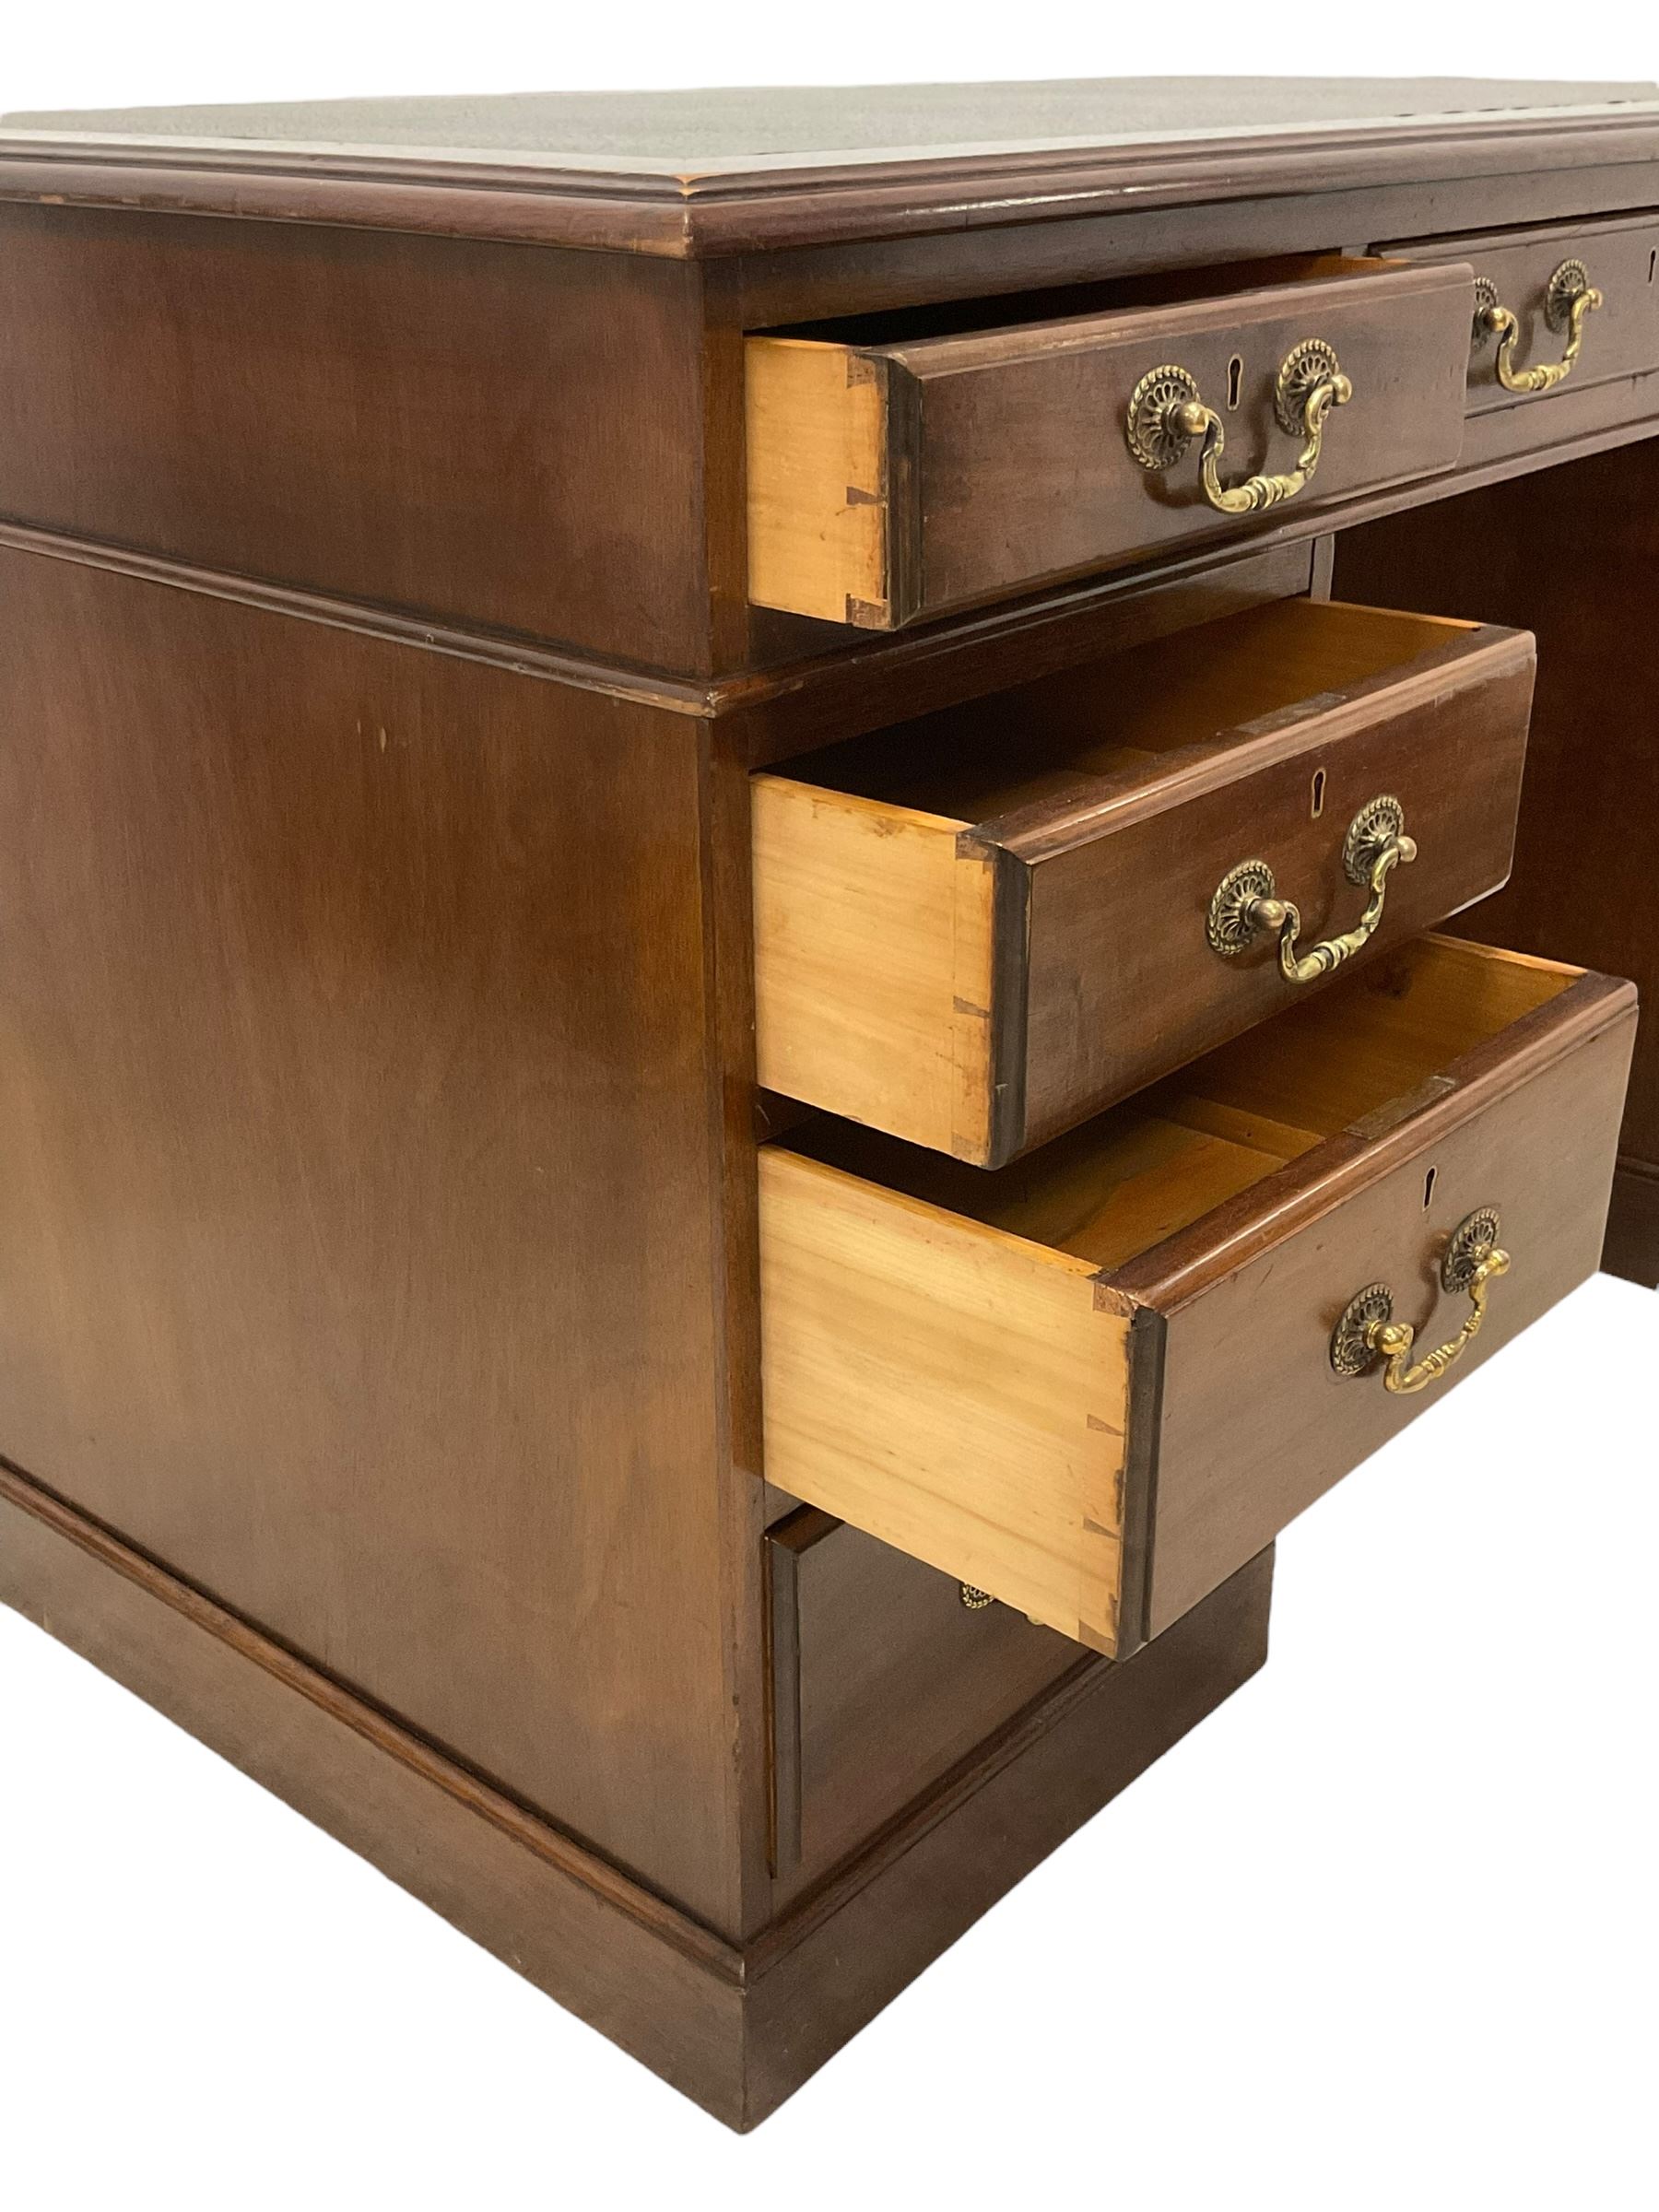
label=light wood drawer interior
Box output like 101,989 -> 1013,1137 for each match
755,597 -> 1535,1165
746,254 -> 1473,628
759,938 -> 1635,1654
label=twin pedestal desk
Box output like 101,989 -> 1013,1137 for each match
0,79 -> 1653,2126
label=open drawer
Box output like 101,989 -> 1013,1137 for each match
754,599 -> 1535,1167
759,938 -> 1636,1655
746,254 -> 1473,628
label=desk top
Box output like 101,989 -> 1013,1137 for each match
5,76 -> 1659,255
10,78 -> 1657,170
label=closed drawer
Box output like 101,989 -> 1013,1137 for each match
746,255 -> 1473,629
754,598 -> 1535,1167
759,937 -> 1636,1655
1382,214 -> 1659,416
767,1506 -> 1079,1896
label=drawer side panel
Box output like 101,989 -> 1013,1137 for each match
746,339 -> 891,625
752,778 -> 997,1159
759,1147 -> 1129,1650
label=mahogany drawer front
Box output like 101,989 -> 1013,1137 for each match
767,1506 -> 1079,1897
753,598 -> 1535,1168
759,937 -> 1636,1656
1382,214 -> 1659,417
745,256 -> 1473,629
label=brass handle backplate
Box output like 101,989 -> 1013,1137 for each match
1207,796 -> 1417,982
1330,1209 -> 1511,1395
1472,259 -> 1602,395
1126,340 -> 1354,513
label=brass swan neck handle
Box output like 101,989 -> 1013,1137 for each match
1369,1246 -> 1510,1395
1126,340 -> 1353,515
1331,1211 -> 1511,1396
1207,797 -> 1418,984
1474,259 -> 1602,396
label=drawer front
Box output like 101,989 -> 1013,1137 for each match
1382,215 -> 1659,417
759,940 -> 1637,1655
1121,971 -> 1636,1636
755,598 -> 1535,1167
767,1507 -> 1079,1898
747,258 -> 1473,629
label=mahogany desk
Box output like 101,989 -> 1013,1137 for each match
0,79 -> 1653,2127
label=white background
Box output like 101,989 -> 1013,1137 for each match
2,12 -> 1655,2208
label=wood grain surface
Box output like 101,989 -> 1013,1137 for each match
758,1147 -> 1129,1650
0,1449 -> 1274,2126
0,544 -> 752,1929
765,942 -> 1635,1649
745,258 -> 1473,625
1384,211 -> 1659,413
766,1507 -> 1081,1897
751,775 -> 999,1160
746,341 -> 889,625
1,76 -> 1651,2125
3,83 -> 1656,257
1335,434 -> 1659,1281
1605,1160 -> 1659,1287
740,1542 -> 1275,2124
1123,955 -> 1637,1631
0,204 -> 713,666
757,599 -> 1535,1162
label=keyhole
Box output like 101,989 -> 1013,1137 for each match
1227,354 -> 1243,410
1423,1165 -> 1439,1211
1311,768 -> 1326,820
